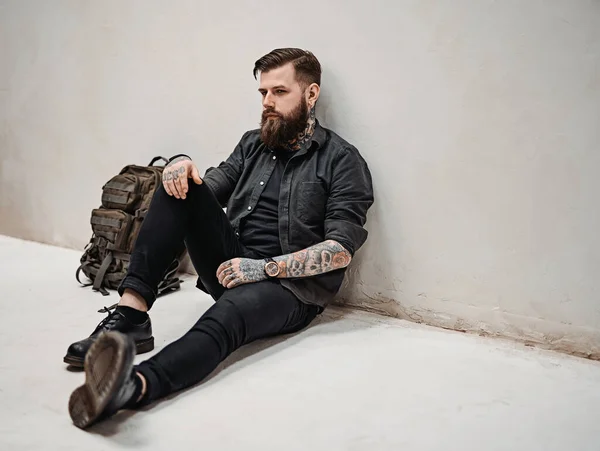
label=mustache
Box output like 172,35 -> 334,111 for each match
262,109 -> 283,120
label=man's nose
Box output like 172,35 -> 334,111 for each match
262,92 -> 275,109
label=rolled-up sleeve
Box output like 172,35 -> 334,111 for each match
202,133 -> 247,207
324,146 -> 374,255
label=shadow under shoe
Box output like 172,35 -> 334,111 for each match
64,307 -> 154,367
68,331 -> 140,429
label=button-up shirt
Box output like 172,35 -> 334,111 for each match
203,121 -> 374,307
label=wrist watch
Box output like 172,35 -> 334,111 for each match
264,258 -> 281,278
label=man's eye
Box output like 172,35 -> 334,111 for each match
276,90 -> 286,94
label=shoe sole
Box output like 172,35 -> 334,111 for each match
63,336 -> 154,368
68,332 -> 135,429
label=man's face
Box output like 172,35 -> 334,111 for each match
259,63 -> 309,149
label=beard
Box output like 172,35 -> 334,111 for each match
260,96 -> 309,149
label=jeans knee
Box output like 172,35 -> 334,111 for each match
194,299 -> 245,355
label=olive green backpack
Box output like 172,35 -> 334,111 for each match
76,157 -> 184,299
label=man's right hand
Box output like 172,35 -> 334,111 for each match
162,157 -> 203,199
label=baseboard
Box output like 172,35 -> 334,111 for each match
336,294 -> 600,361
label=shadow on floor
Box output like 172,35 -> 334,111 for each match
86,306 -> 366,438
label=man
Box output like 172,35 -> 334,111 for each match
66,48 -> 374,429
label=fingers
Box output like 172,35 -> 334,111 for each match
216,259 -> 234,281
226,277 -> 242,289
167,178 -> 179,198
191,165 -> 203,185
217,267 -> 231,285
162,169 -> 173,196
163,161 -> 201,198
163,177 -> 174,196
179,172 -> 189,197
173,171 -> 186,199
162,168 -> 179,197
221,268 -> 235,285
163,166 -> 188,199
217,258 -> 247,288
223,273 -> 238,288
216,261 -> 228,280
216,268 -> 230,286
164,177 -> 177,197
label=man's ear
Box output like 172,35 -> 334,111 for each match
306,83 -> 320,108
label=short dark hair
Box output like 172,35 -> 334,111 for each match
253,48 -> 322,87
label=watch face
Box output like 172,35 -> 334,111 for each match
265,261 -> 279,277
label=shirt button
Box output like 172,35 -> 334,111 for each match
247,206 -> 252,210
273,156 -> 277,160
260,181 -> 265,186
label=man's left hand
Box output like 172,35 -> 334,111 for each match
216,258 -> 267,289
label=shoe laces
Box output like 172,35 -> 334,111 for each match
96,304 -> 121,331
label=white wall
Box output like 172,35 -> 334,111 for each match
2,0 -> 600,357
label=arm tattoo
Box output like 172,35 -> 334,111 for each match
274,240 -> 352,278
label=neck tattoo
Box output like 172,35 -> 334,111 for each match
287,106 -> 316,152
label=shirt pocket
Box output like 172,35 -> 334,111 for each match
295,181 -> 327,223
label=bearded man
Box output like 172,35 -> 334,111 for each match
65,48 -> 374,429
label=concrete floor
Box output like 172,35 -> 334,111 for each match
1,235 -> 600,451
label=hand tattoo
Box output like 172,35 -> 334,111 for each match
216,258 -> 267,289
162,166 -> 186,182
275,240 -> 351,278
239,259 -> 267,282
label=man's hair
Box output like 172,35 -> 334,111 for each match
253,48 -> 322,87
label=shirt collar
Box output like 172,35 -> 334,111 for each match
310,120 -> 326,150
290,120 -> 325,157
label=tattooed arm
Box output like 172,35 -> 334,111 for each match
272,239 -> 351,278
216,240 -> 351,289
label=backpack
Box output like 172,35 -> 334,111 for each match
76,156 -> 184,299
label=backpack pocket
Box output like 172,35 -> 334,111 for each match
90,209 -> 134,252
101,174 -> 141,212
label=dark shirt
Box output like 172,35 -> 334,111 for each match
239,149 -> 291,258
202,121 -> 374,308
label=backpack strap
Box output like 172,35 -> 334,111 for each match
156,258 -> 183,297
157,277 -> 181,297
92,251 -> 113,296
149,157 -> 169,167
135,209 -> 147,220
75,263 -> 93,287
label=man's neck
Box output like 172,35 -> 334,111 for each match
286,106 -> 316,152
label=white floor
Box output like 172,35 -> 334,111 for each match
1,235 -> 600,451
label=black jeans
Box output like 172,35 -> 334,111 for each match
119,182 -> 320,403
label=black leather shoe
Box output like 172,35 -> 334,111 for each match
68,331 -> 140,429
64,308 -> 154,367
